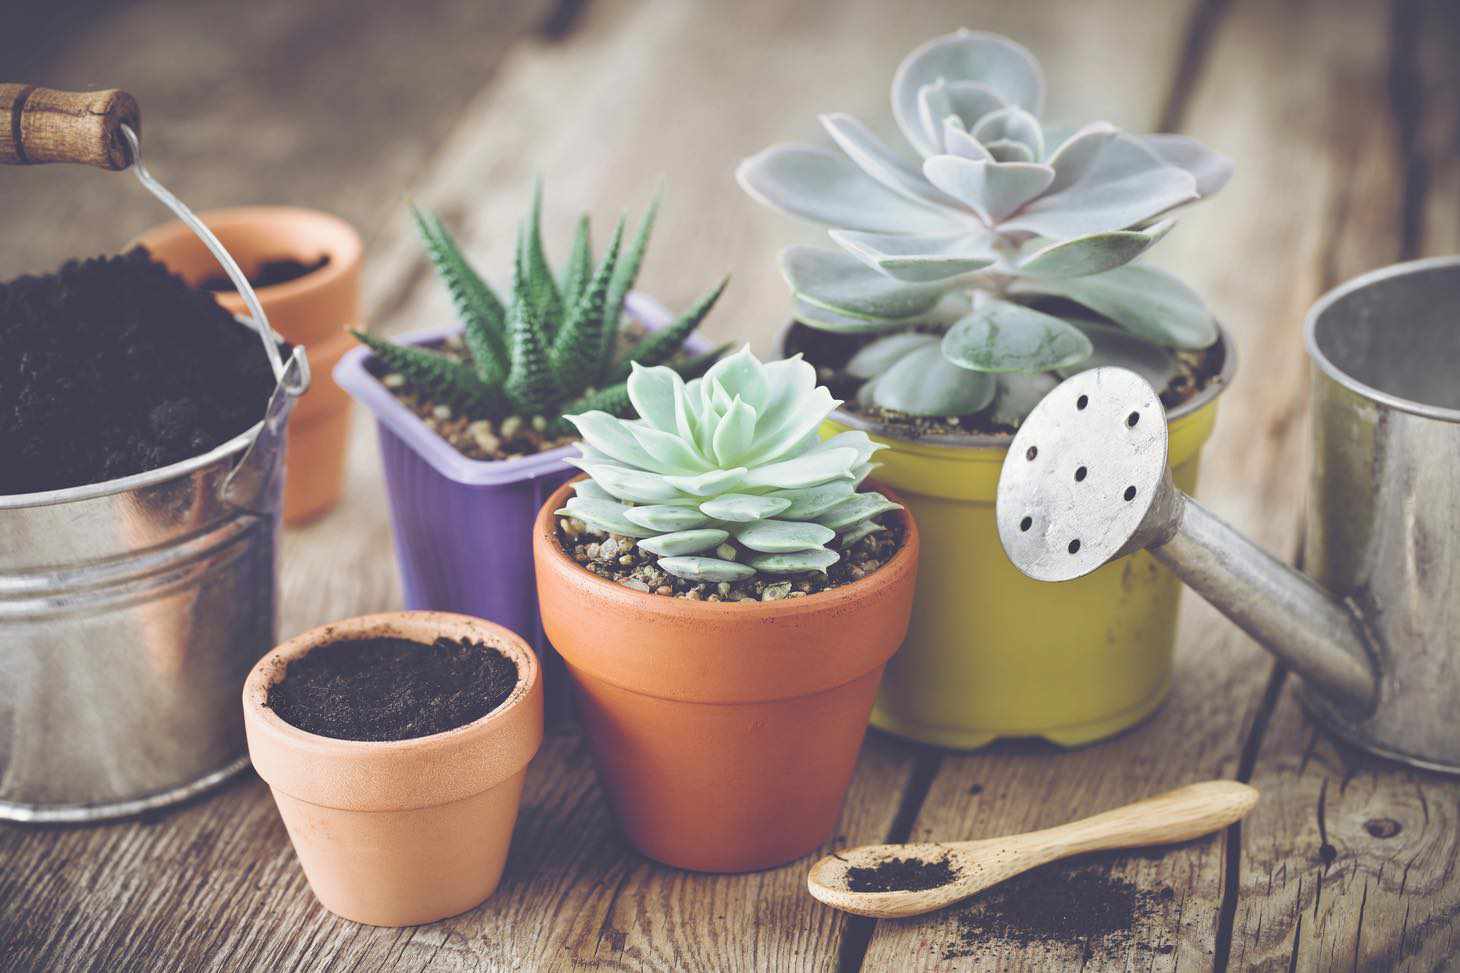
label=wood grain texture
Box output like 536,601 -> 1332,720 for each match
0,85 -> 139,169
3,0 -> 1459,970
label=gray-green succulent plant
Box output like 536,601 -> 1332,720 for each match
355,184 -> 729,433
738,29 -> 1232,419
557,348 -> 900,582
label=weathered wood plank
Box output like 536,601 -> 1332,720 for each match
1222,1 -> 1460,969
858,0 -> 1435,967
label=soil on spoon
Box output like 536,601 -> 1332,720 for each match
266,635 -> 519,742
846,854 -> 960,893
200,254 -> 329,292
556,512 -> 904,602
0,248 -> 278,496
784,319 -> 1225,440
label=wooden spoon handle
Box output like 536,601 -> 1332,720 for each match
0,84 -> 140,169
1032,780 -> 1258,857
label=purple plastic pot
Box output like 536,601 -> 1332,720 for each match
335,293 -> 696,719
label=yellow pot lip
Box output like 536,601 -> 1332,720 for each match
778,321 -> 1237,453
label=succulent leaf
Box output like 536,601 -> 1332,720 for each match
738,145 -> 961,234
893,30 -> 1046,156
563,350 -> 900,579
557,496 -> 657,538
607,276 -> 729,383
1015,218 -> 1175,279
601,190 -> 661,375
351,330 -> 506,417
1011,263 -> 1219,349
503,276 -> 556,415
559,215 -> 593,309
859,340 -> 998,415
409,205 -> 508,380
828,228 -> 998,283
782,246 -> 946,320
1055,319 -> 1182,389
941,300 -> 1093,373
638,529 -> 731,557
551,217 -> 625,394
520,178 -> 563,333
656,556 -> 755,582
922,154 -> 1054,224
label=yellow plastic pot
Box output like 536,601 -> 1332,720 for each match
796,328 -> 1234,749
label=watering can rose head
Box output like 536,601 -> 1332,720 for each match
557,347 -> 900,582
353,182 -> 728,432
738,29 -> 1233,420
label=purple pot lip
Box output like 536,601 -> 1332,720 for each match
336,291 -> 699,487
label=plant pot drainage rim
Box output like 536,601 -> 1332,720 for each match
335,292 -> 701,487
0,312 -> 299,510
776,320 -> 1238,450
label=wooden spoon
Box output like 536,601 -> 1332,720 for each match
807,780 -> 1258,918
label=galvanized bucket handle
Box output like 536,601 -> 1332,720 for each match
2,85 -> 309,511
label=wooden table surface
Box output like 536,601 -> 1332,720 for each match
3,0 -> 1459,969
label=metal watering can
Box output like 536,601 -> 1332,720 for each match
0,86 -> 309,821
996,257 -> 1460,774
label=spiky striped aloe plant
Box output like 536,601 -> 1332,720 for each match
354,184 -> 729,433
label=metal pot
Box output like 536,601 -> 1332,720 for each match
0,86 -> 310,820
996,256 -> 1460,774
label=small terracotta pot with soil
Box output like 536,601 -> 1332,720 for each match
533,479 -> 919,873
135,206 -> 362,524
242,611 -> 543,926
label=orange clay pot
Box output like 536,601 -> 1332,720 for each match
134,206 -> 362,524
533,479 -> 918,872
242,611 -> 543,926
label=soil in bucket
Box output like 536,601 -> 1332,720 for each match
0,248 -> 278,495
200,254 -> 329,293
266,635 -> 519,742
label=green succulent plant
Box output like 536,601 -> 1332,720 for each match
355,183 -> 729,432
557,347 -> 901,582
738,29 -> 1232,420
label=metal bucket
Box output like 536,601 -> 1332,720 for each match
994,256 -> 1460,774
0,91 -> 311,819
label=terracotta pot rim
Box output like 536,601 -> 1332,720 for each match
132,205 -> 362,306
243,610 -> 539,760
535,477 -> 919,622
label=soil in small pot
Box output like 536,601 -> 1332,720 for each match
0,248 -> 279,495
365,320 -> 686,463
555,511 -> 905,602
200,254 -> 329,292
784,318 -> 1225,440
266,635 -> 519,742
940,857 -> 1178,959
845,854 -> 959,893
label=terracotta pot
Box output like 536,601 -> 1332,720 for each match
533,479 -> 919,872
134,206 -> 362,524
242,611 -> 543,926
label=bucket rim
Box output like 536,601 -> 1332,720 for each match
1304,254 -> 1460,425
776,319 -> 1237,449
0,313 -> 289,510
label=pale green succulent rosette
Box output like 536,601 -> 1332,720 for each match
737,28 -> 1233,421
556,348 -> 901,582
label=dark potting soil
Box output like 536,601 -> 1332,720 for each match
784,320 -> 1225,439
941,859 -> 1177,960
0,248 -> 278,496
846,854 -> 959,893
557,515 -> 904,601
200,253 -> 329,292
266,635 -> 519,742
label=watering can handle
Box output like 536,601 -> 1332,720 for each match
0,85 -> 140,170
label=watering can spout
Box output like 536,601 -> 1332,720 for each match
995,367 -> 1378,715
